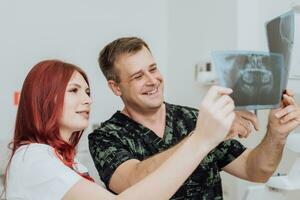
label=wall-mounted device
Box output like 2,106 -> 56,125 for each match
195,61 -> 218,86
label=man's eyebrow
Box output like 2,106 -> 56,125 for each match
149,63 -> 157,67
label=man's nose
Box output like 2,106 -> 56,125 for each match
145,72 -> 156,84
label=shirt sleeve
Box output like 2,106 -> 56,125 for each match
88,130 -> 136,188
21,144 -> 82,200
213,139 -> 247,170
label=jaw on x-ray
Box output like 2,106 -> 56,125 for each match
212,51 -> 285,110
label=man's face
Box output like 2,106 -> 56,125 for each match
114,46 -> 164,112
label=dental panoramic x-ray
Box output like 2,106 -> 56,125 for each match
212,51 -> 285,110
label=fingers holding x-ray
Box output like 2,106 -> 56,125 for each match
282,93 -> 296,106
276,104 -> 300,124
220,100 -> 235,118
277,94 -> 298,117
237,118 -> 253,138
268,92 -> 300,137
225,109 -> 259,140
236,110 -> 260,131
202,86 -> 232,105
276,105 -> 296,118
196,86 -> 236,147
214,95 -> 235,116
285,89 -> 294,97
280,108 -> 300,123
228,113 -> 254,139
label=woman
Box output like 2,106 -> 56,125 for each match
3,60 -> 235,200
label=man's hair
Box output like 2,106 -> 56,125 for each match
98,37 -> 151,83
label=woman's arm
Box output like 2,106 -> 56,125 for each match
63,86 -> 235,200
63,132 -> 213,200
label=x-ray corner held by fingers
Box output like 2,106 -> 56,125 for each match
212,51 -> 287,110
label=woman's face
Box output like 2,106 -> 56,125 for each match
59,71 -> 92,141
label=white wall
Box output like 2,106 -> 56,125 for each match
166,0 -> 237,108
0,0 -> 168,140
0,0 -> 168,183
237,0 -> 296,51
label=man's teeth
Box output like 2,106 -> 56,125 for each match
147,88 -> 158,95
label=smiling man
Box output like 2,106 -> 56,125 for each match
89,37 -> 300,199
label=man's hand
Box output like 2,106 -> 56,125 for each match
227,111 -> 260,139
267,91 -> 300,141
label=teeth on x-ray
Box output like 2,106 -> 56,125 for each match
240,55 -> 273,92
212,50 -> 285,110
241,69 -> 272,84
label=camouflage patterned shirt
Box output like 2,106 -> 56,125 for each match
89,103 -> 246,200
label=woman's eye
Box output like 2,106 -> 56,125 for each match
69,88 -> 78,93
86,90 -> 91,96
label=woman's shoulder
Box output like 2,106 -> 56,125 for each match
8,144 -> 85,200
13,143 -> 56,163
16,143 -> 54,153
10,143 -> 83,185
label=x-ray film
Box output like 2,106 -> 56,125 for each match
266,10 -> 294,82
212,51 -> 286,110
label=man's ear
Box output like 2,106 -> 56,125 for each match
108,80 -> 122,96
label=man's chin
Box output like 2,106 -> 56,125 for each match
146,100 -> 164,109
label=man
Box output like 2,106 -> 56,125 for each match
89,37 -> 300,199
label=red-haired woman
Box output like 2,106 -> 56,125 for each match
3,60 -> 235,200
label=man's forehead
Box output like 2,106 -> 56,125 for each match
115,50 -> 154,74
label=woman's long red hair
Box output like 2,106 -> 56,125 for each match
2,60 -> 92,197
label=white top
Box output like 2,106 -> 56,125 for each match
6,144 -> 87,200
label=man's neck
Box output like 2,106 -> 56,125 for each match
121,104 -> 166,138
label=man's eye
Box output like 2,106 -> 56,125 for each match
134,75 -> 143,79
150,67 -> 157,72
